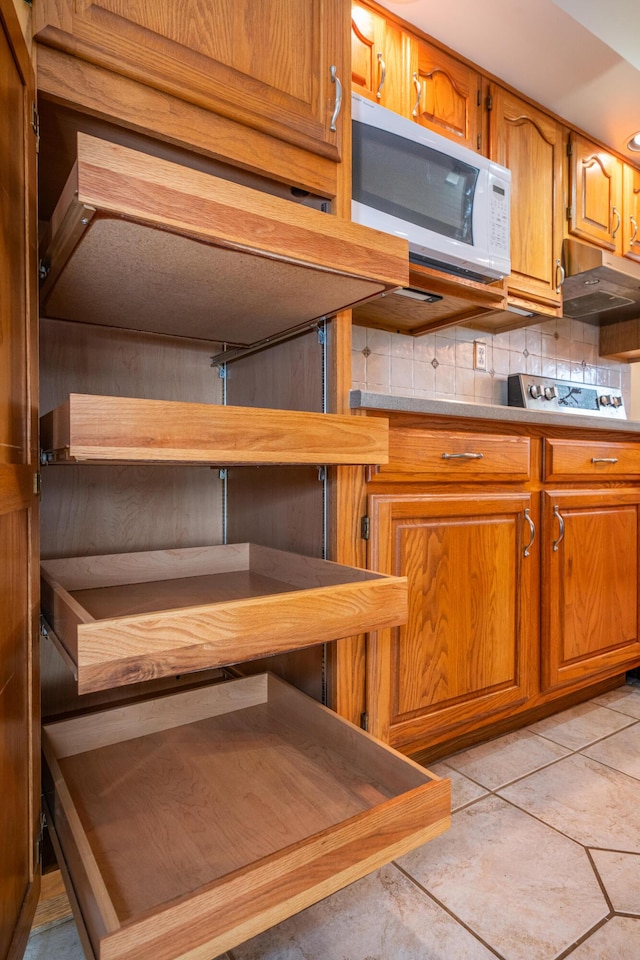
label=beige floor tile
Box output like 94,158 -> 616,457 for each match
231,863 -> 496,960
499,753 -> 640,852
592,684 -> 640,720
24,920 -> 85,960
528,701 -> 635,750
564,916 -> 640,959
441,729 -> 571,790
582,722 -> 640,780
428,761 -> 490,810
397,794 -> 607,960
590,850 -> 640,915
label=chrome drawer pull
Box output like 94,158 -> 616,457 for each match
412,72 -> 422,117
552,505 -> 565,552
376,52 -> 386,99
591,457 -> 618,464
523,508 -> 535,558
441,452 -> 484,460
329,66 -> 342,132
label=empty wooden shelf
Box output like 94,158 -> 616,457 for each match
40,394 -> 390,465
43,673 -> 450,960
40,544 -> 408,693
39,133 -> 409,345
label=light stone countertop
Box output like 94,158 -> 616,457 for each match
350,390 -> 640,435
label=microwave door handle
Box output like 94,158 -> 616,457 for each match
412,72 -> 422,117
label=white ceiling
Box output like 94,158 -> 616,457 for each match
381,0 -> 640,158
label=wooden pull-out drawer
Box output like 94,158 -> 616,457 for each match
41,544 -> 407,694
544,439 -> 640,481
370,427 -> 530,483
43,673 -> 450,960
40,394 -> 390,465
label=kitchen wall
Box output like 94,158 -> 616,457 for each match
352,316 -> 632,408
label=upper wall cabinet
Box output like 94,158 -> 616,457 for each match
622,163 -> 640,262
567,133 -> 640,263
408,36 -> 482,151
488,86 -> 564,311
33,0 -> 347,164
351,2 -> 409,115
567,134 -> 623,251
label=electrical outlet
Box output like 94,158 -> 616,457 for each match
474,340 -> 487,371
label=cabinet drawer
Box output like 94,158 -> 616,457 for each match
544,439 -> 640,481
43,673 -> 450,960
370,428 -> 531,482
41,544 -> 407,694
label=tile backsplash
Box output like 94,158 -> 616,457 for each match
352,317 -> 631,408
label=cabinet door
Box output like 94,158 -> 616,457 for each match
367,493 -> 535,754
409,37 -> 482,150
0,1 -> 40,956
623,162 -> 640,262
567,134 -> 623,251
542,490 -> 640,692
34,0 -> 345,162
489,87 -> 564,309
351,2 -> 409,115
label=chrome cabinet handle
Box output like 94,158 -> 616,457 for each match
441,452 -> 484,460
523,508 -> 535,558
555,257 -> 565,294
591,457 -> 618,464
376,51 -> 386,99
412,71 -> 422,117
552,505 -> 565,552
612,206 -> 621,239
630,216 -> 638,249
329,65 -> 342,132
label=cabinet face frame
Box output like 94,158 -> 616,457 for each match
366,492 -> 536,752
541,488 -> 640,692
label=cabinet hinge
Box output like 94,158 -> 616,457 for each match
477,134 -> 481,151
486,93 -> 493,111
360,515 -> 370,540
566,139 -> 573,157
31,103 -> 40,154
477,89 -> 481,107
360,711 -> 368,731
566,206 -> 573,222
33,471 -> 41,496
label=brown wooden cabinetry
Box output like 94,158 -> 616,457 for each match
351,1 -> 409,114
367,490 -> 535,755
568,133 -> 640,261
362,412 -> 640,757
489,86 -> 564,311
33,0 -> 346,166
409,36 -> 482,150
542,489 -> 640,691
567,133 -> 624,251
622,163 -> 640,262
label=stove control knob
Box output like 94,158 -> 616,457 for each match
611,396 -> 623,408
599,394 -> 612,407
544,385 -> 558,401
529,384 -> 543,399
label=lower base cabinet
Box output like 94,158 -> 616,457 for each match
542,489 -> 640,691
366,492 -> 535,754
43,673 -> 450,960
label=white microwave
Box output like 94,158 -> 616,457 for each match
351,93 -> 511,283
